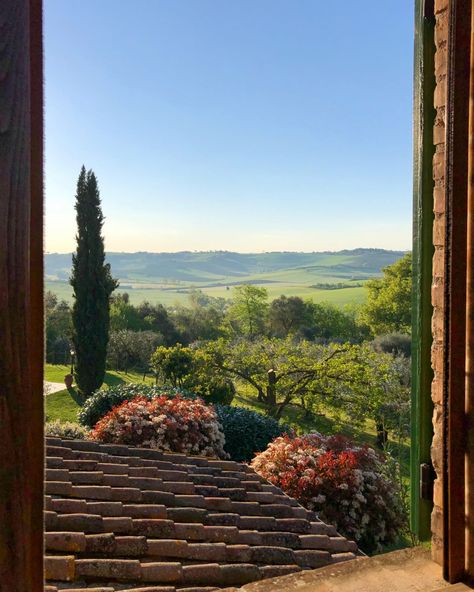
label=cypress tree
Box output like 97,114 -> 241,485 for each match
70,166 -> 118,398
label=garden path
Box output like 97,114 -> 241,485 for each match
43,381 -> 66,394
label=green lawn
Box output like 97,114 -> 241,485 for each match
44,364 -> 154,423
44,364 -> 154,386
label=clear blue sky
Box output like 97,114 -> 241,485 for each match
45,1 -> 414,253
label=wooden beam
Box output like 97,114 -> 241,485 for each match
443,0 -> 472,583
465,0 -> 474,579
0,1 -> 44,590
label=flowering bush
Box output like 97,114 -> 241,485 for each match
251,433 -> 404,552
45,420 -> 89,439
90,395 -> 226,458
78,384 -> 196,428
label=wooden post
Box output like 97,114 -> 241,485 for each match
443,0 -> 472,582
0,1 -> 44,591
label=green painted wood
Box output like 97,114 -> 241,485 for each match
411,0 -> 435,540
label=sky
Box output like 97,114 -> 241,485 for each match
45,1 -> 414,254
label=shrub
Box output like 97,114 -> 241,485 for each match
215,405 -> 289,462
90,395 -> 226,457
372,333 -> 412,357
251,433 -> 404,552
194,379 -> 235,406
78,384 -> 195,428
45,420 -> 89,439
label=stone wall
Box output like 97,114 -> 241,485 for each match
431,0 -> 448,566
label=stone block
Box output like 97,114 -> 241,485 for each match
221,563 -> 262,585
167,507 -> 208,523
225,544 -> 252,563
146,538 -> 189,558
133,519 -> 175,538
124,504 -> 167,519
260,564 -> 301,578
182,563 -> 222,585
56,513 -> 103,533
114,535 -> 148,556
75,558 -> 141,580
187,542 -> 227,561
45,531 -> 86,553
294,549 -> 330,568
44,555 -> 75,581
87,501 -> 124,517
260,531 -> 301,549
202,525 -> 239,543
174,522 -> 205,540
103,516 -> 133,533
109,487 -> 143,502
249,546 -> 295,565
85,533 -> 116,554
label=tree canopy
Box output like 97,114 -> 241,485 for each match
360,253 -> 412,335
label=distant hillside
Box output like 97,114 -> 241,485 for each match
46,249 -> 405,283
45,249 -> 407,307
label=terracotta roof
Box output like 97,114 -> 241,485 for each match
44,437 -> 357,591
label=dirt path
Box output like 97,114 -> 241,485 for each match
44,381 -> 66,394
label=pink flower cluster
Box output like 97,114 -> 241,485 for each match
90,395 -> 226,458
251,433 -> 404,552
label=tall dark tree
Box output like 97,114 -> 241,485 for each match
70,167 -> 118,398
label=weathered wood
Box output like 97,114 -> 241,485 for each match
443,0 -> 472,583
0,1 -> 44,590
465,1 -> 474,579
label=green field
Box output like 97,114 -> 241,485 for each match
45,279 -> 367,307
45,249 -> 406,308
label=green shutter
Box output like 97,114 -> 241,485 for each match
411,0 -> 435,540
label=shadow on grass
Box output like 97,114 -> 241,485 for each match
103,372 -> 127,387
66,386 -> 85,406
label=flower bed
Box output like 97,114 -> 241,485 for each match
90,394 -> 226,458
251,433 -> 404,552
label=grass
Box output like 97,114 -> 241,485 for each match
45,280 -> 368,308
44,364 -> 154,423
44,364 -> 154,386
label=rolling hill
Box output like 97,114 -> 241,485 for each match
45,249 -> 406,307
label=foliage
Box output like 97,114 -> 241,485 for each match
110,293 -> 145,332
172,291 -> 226,343
90,395 -> 226,457
372,333 -> 412,357
199,379 -> 235,405
150,343 -> 194,387
227,285 -> 269,338
45,419 -> 89,439
268,295 -> 310,337
215,405 -> 289,462
107,329 -> 163,372
77,383 -> 195,428
136,300 -> 181,345
45,291 -> 72,363
361,253 -> 412,335
70,167 -> 118,398
196,338 -> 409,428
251,434 -> 405,552
305,301 -> 370,343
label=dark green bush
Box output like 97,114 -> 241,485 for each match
215,405 -> 290,462
372,333 -> 411,357
78,384 -> 195,428
201,379 -> 235,406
